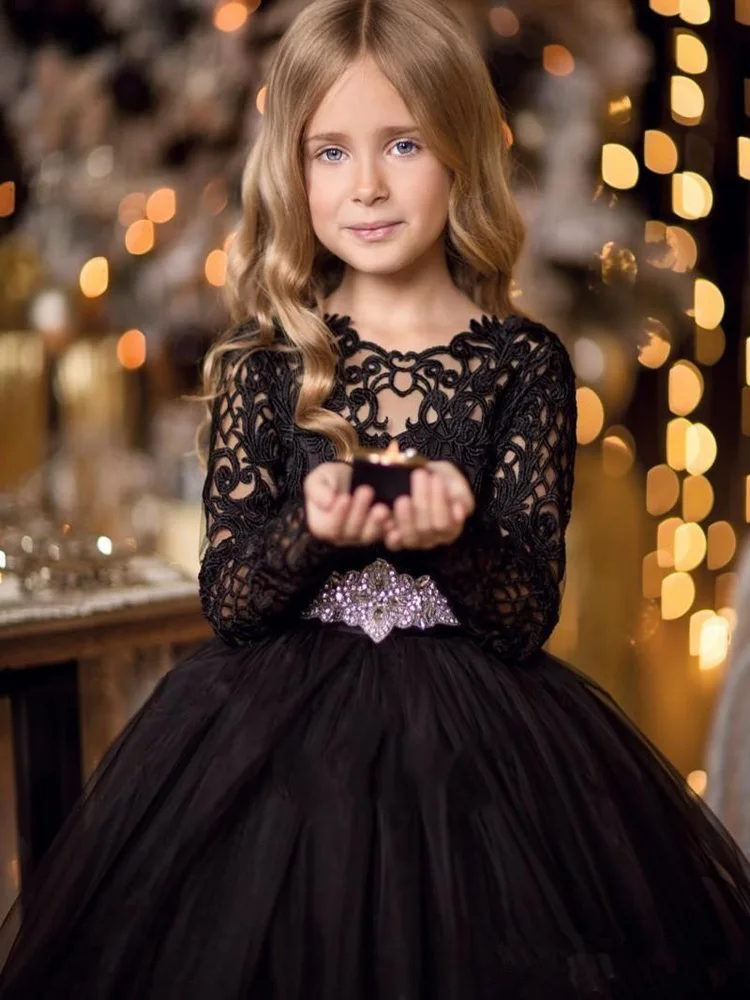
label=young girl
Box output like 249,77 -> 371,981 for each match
2,0 -> 750,996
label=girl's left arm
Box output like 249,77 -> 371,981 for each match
422,327 -> 578,660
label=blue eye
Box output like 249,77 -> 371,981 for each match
393,139 -> 419,156
319,147 -> 344,162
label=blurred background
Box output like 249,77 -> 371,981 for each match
0,0 -> 749,922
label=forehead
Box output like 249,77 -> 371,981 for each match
305,56 -> 411,136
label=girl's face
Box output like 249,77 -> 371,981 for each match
303,56 -> 452,278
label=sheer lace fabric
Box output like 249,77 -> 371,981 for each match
199,313 -> 577,659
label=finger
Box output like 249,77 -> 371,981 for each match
311,493 -> 351,542
341,485 -> 375,541
393,494 -> 419,548
360,503 -> 391,546
429,473 -> 452,535
411,469 -> 433,538
384,524 -> 403,550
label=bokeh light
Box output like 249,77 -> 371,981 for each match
644,131 -> 679,174
661,571 -> 696,619
675,32 -> 708,74
205,249 -> 228,287
668,359 -> 704,415
671,76 -> 705,124
685,423 -> 717,475
699,615 -> 730,670
0,181 -> 15,218
543,45 -> 575,77
682,475 -> 714,522
576,387 -> 605,444
647,464 -> 680,516
117,329 -> 147,370
489,6 -> 520,37
602,144 -> 639,189
214,2 -> 249,32
125,219 -> 155,255
146,188 -> 176,224
666,417 -> 691,470
602,427 -> 636,478
694,278 -> 725,328
679,0 -> 711,25
79,257 -> 109,298
674,522 -> 706,572
707,521 -> 737,570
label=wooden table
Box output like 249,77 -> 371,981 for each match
0,578 -> 212,892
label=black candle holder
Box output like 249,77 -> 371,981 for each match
350,443 -> 428,506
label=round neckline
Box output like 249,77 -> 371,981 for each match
323,312 -> 510,359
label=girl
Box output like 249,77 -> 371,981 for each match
2,0 -> 750,996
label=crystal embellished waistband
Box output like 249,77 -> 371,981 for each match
300,557 -> 460,643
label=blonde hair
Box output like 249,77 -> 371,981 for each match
201,0 -> 525,461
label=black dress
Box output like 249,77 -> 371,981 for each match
1,313 -> 749,999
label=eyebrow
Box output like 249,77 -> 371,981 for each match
304,125 -> 421,144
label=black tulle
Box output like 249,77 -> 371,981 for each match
2,315 -> 750,997
1,623 -> 749,998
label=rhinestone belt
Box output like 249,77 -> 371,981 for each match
300,558 -> 460,643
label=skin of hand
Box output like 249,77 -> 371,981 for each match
304,460 -> 474,550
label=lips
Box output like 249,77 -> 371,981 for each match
347,222 -> 402,231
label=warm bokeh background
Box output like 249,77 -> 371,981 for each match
1,0 -> 750,920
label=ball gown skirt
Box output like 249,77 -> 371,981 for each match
0,619 -> 749,1000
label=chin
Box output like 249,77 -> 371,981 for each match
335,246 -> 425,277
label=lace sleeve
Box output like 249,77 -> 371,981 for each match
198,349 -> 336,645
422,326 -> 577,660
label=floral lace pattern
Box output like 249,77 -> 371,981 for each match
198,313 -> 578,660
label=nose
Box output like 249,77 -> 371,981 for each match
352,153 -> 388,205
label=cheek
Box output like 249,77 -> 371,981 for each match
306,167 -> 340,230
403,162 -> 451,222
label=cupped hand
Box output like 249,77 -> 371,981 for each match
384,461 -> 475,551
304,461 -> 392,547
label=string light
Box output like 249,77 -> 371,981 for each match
661,571 -> 696,619
675,32 -> 708,74
117,329 -> 146,370
125,219 -> 155,255
650,0 -> 680,13
644,130 -> 679,173
739,137 -> 750,180
214,2 -> 249,32
0,181 -> 15,218
670,76 -> 705,123
602,144 -> 639,189
146,188 -> 176,224
707,522 -> 737,570
694,277 -> 725,327
679,0 -> 711,25
205,249 -> 228,286
542,45 -> 575,77
576,387 -> 604,444
489,6 -> 520,37
79,257 -> 109,298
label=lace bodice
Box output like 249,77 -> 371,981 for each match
198,313 -> 578,660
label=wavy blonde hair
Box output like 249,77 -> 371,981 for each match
200,0 -> 525,462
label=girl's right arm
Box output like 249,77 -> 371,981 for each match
198,349 -> 389,645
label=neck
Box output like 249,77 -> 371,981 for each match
326,240 -> 472,333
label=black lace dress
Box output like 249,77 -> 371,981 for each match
1,314 -> 750,999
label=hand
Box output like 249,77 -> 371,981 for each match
384,461 -> 475,551
304,461 -> 392,547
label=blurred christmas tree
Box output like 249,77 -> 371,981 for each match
0,0 -> 687,357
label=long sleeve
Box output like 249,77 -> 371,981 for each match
198,349 -> 336,645
422,326 -> 577,660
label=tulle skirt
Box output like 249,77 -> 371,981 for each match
0,621 -> 749,999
